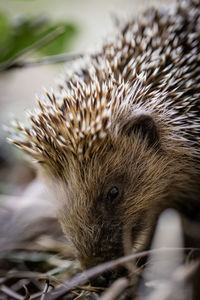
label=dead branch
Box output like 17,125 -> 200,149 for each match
99,278 -> 129,300
33,247 -> 200,300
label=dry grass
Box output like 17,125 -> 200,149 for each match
0,194 -> 200,300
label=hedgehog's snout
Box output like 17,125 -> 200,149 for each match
78,249 -> 128,287
90,266 -> 128,287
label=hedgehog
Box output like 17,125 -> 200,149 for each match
9,0 -> 200,281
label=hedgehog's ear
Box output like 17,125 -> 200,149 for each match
122,112 -> 159,147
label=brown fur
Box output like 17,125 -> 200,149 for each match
48,115 -> 199,268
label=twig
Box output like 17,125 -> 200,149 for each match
33,247 -> 200,300
0,26 -> 66,71
0,284 -> 23,300
0,270 -> 60,284
40,279 -> 50,300
145,260 -> 200,300
173,260 -> 200,283
76,285 -> 105,292
23,285 -> 30,300
1,52 -> 83,70
99,278 -> 129,300
29,292 -> 45,300
11,279 -> 30,292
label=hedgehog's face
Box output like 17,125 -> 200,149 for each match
10,79 -> 173,273
53,112 -> 170,271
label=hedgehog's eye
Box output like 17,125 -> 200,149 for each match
107,186 -> 119,203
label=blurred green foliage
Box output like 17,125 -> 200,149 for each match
0,11 -> 77,65
40,23 -> 77,56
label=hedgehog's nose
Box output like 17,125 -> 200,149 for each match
90,270 -> 114,287
90,266 -> 128,287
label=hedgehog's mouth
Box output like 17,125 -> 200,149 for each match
90,266 -> 128,287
